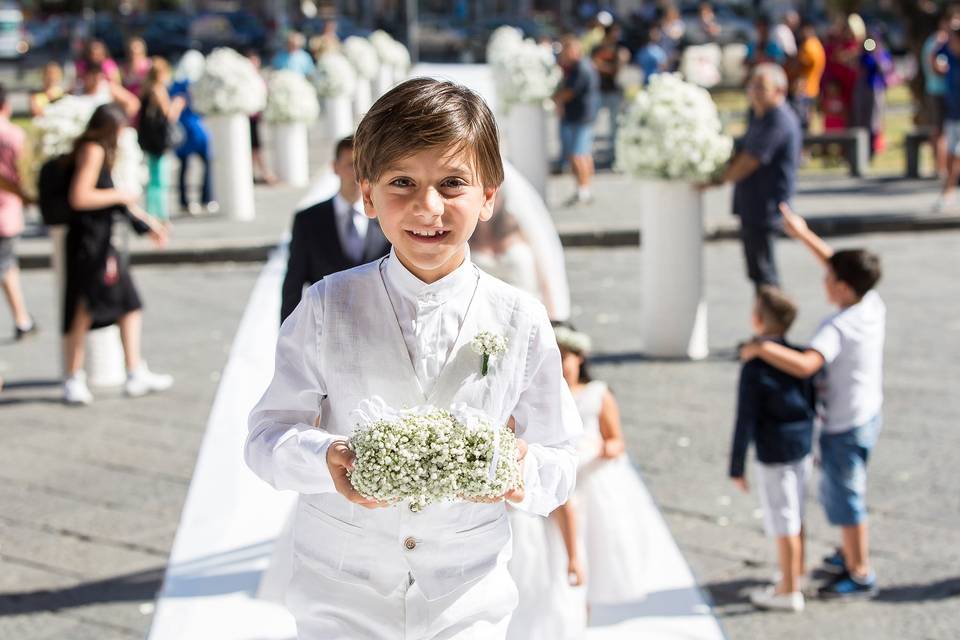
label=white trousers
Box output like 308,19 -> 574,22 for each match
287,558 -> 518,640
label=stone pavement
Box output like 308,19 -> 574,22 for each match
1,228 -> 957,639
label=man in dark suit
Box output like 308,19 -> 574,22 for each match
281,136 -> 390,322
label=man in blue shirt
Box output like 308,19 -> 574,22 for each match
706,63 -> 801,289
272,31 -> 315,77
555,35 -> 601,205
933,24 -> 960,213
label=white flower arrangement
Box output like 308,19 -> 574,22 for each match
31,95 -> 97,163
348,400 -> 521,512
369,30 -> 411,71
493,38 -> 561,110
264,70 -> 320,124
615,73 -> 733,182
342,35 -> 379,80
471,331 -> 508,376
312,51 -> 357,98
486,25 -> 524,68
192,47 -> 267,116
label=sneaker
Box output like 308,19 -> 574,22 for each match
749,585 -> 805,612
205,201 -> 220,215
15,319 -> 38,341
186,202 -> 204,216
63,372 -> 94,405
818,570 -> 878,600
821,549 -> 846,575
932,194 -> 955,214
124,362 -> 174,398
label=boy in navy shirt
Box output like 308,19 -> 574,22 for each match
731,285 -> 816,612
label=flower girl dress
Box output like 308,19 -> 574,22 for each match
575,380 -> 648,605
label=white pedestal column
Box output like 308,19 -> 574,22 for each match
639,179 -> 708,360
353,78 -> 374,123
207,114 -> 256,221
86,325 -> 127,387
325,96 -> 354,141
270,121 -> 309,187
374,66 -> 395,98
505,103 -> 549,200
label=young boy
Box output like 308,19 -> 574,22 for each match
245,78 -> 583,639
730,285 -> 816,612
742,203 -> 884,600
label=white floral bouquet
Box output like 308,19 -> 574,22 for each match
493,38 -> 561,111
192,47 -> 267,116
312,51 -> 357,98
24,95 -> 98,197
342,35 -> 379,80
486,25 -> 524,68
369,30 -> 411,72
348,399 -> 522,512
264,70 -> 320,124
615,73 -> 732,182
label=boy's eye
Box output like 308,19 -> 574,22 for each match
442,178 -> 467,189
389,177 -> 413,187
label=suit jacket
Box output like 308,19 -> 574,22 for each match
280,197 -> 390,322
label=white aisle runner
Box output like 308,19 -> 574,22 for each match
147,248 -> 725,640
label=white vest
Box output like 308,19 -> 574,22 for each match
294,261 -> 542,601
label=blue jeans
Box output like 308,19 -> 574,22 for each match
560,121 -> 595,159
178,149 -> 213,209
819,414 -> 882,526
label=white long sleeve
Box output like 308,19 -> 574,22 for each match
245,284 -> 343,494
510,312 -> 582,516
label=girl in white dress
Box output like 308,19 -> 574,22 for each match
555,322 -> 648,606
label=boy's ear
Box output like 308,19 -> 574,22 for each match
360,179 -> 377,219
478,185 -> 498,222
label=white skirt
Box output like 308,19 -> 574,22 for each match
576,456 -> 648,605
506,508 -> 587,640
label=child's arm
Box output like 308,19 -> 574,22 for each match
245,285 -> 382,507
597,387 -> 626,459
510,312 -> 583,516
550,502 -> 585,586
779,202 -> 833,266
741,339 -> 825,379
729,365 -> 760,490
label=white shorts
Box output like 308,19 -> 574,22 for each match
756,455 -> 812,537
945,119 -> 960,156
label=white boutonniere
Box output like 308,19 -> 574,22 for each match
471,331 -> 508,377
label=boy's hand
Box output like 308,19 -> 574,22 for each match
326,440 -> 390,509
731,476 -> 749,493
740,340 -> 762,362
779,202 -> 808,239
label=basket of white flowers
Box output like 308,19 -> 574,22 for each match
313,52 -> 357,141
265,70 -> 319,187
369,30 -> 410,97
615,73 -> 734,361
349,401 -> 521,512
342,36 -> 380,119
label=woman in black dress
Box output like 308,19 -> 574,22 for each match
62,102 -> 173,405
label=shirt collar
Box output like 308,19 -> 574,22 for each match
333,193 -> 364,219
383,246 -> 476,306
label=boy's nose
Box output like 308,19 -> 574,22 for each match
413,187 -> 444,220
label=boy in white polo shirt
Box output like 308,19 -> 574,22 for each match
741,203 -> 884,600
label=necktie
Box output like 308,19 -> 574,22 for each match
345,208 -> 363,264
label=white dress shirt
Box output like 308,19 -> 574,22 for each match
381,247 -> 478,396
333,193 -> 369,263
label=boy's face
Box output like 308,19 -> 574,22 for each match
823,267 -> 854,306
360,145 -> 497,283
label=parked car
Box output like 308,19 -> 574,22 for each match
415,15 -> 468,62
138,12 -> 192,58
189,11 -> 266,54
0,6 -> 28,59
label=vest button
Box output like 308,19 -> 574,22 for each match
403,536 -> 417,550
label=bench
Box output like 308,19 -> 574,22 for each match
801,128 -> 871,178
735,127 -> 870,177
905,126 -> 935,178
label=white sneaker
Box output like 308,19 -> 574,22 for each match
205,201 -> 220,215
63,372 -> 94,405
124,362 -> 174,398
749,585 -> 805,612
932,194 -> 955,214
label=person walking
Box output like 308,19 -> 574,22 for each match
137,57 -> 184,221
170,51 -> 217,216
62,103 -> 172,405
122,37 -> 152,100
705,64 -> 801,289
590,22 -> 629,164
272,31 -> 315,77
791,20 -> 826,132
555,35 -> 600,206
0,85 -> 36,340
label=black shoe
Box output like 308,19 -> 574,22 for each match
15,320 -> 37,341
818,570 -> 878,600
821,548 -> 846,575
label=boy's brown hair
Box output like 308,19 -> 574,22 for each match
755,285 -> 798,335
353,78 -> 504,188
828,249 -> 881,298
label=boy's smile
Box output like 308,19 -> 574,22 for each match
361,146 -> 497,284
